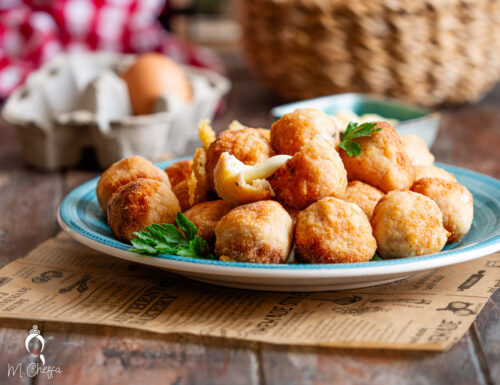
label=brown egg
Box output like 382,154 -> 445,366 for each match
121,53 -> 192,115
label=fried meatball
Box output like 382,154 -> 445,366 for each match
271,108 -> 340,155
198,119 -> 216,150
269,137 -> 347,209
340,181 -> 384,218
401,134 -> 435,166
413,165 -> 457,182
97,156 -> 171,211
228,120 -> 271,141
165,159 -> 192,187
188,147 -> 210,206
371,190 -> 448,258
213,152 -> 276,206
257,128 -> 271,142
107,178 -> 180,242
412,178 -> 473,243
184,200 -> 232,246
339,121 -> 414,193
215,201 -> 293,263
295,197 -> 377,263
206,128 -> 274,189
173,180 -> 192,211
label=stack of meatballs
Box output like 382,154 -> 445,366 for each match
96,108 -> 474,264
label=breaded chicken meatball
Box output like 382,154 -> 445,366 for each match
227,120 -> 271,142
184,200 -> 232,246
339,121 -> 414,193
173,180 -> 192,211
257,129 -> 271,142
215,201 -> 293,263
371,191 -> 448,258
295,197 -> 377,263
269,137 -> 347,209
413,165 -> 457,182
188,147 -> 210,206
165,159 -> 192,187
213,152 -> 290,206
340,181 -> 384,218
97,156 -> 171,211
206,128 -> 274,189
107,178 -> 180,242
401,134 -> 435,166
271,108 -> 340,155
412,178 -> 473,243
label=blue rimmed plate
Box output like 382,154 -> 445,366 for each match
58,158 -> 500,291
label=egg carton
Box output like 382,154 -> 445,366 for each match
2,52 -> 230,170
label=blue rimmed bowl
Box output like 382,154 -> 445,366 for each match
58,158 -> 500,291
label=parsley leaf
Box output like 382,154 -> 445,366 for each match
189,236 -> 208,255
339,141 -> 361,157
339,121 -> 381,157
371,253 -> 383,261
177,247 -> 200,259
129,212 -> 213,259
176,212 -> 198,241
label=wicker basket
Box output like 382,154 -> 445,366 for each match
237,0 -> 500,107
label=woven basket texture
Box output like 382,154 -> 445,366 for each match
237,0 -> 500,107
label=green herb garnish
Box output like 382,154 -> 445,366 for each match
371,253 -> 383,261
130,212 -> 215,259
339,121 -> 381,157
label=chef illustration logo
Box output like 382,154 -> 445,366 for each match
7,325 -> 62,379
26,325 -> 45,365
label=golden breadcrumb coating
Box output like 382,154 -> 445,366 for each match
257,129 -> 271,142
198,119 -> 216,150
188,147 -> 209,206
401,134 -> 435,166
107,178 -> 180,242
371,190 -> 448,258
206,128 -> 274,189
215,201 -> 293,263
295,197 -> 377,263
269,137 -> 347,209
412,178 -> 473,243
173,180 -> 191,211
413,165 -> 457,182
339,121 -> 414,193
97,155 -> 171,212
271,108 -> 340,155
228,120 -> 270,141
184,200 -> 232,246
340,181 -> 384,218
165,159 -> 193,187
228,120 -> 245,130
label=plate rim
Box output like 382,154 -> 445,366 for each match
58,160 -> 500,278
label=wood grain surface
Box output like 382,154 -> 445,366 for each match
0,52 -> 499,385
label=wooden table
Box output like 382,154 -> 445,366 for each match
1,52 -> 499,385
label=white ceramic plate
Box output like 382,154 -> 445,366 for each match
58,159 -> 500,291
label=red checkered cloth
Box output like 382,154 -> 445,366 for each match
0,0 -> 223,98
